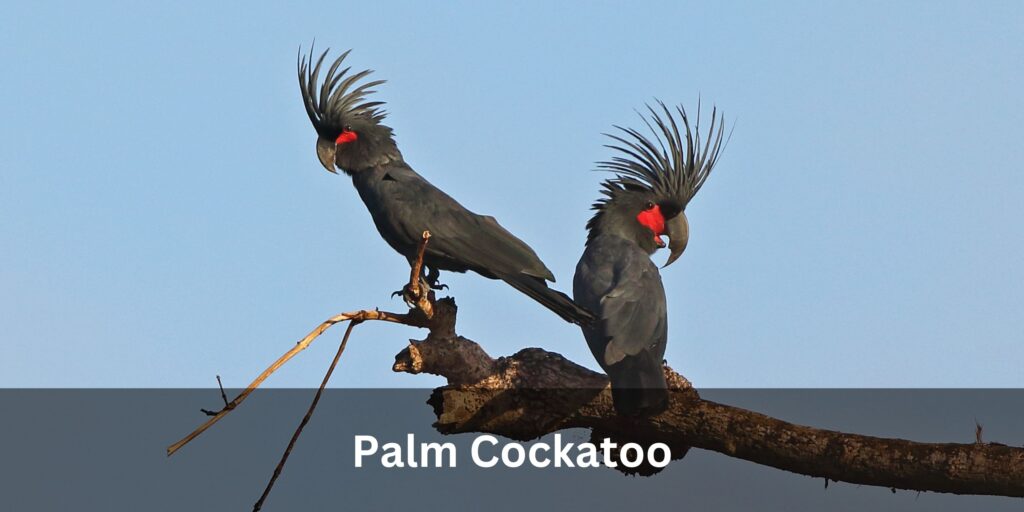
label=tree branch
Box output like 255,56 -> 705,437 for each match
168,229 -> 1023,501
393,324 -> 1024,497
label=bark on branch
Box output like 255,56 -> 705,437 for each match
169,234 -> 1023,501
393,313 -> 1024,497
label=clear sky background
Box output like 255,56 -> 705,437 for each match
1,1 -> 1021,388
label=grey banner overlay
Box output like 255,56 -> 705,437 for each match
2,390 -> 1022,511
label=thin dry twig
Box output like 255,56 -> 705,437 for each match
200,375 -> 231,416
216,375 -> 228,408
166,231 -> 435,457
408,230 -> 433,317
252,320 -> 361,512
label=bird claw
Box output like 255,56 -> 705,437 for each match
424,267 -> 448,291
392,278 -> 432,308
390,285 -> 417,306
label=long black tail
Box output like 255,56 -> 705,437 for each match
500,274 -> 594,325
607,353 -> 669,416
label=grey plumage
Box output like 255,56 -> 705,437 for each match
574,102 -> 728,415
298,47 -> 592,324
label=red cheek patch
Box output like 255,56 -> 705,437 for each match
336,130 -> 358,144
636,204 -> 666,238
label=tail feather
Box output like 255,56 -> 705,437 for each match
500,274 -> 594,325
607,353 -> 668,416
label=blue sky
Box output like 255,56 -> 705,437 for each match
1,1 -> 1021,387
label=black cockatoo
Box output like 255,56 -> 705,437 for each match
298,48 -> 592,324
574,102 -> 727,415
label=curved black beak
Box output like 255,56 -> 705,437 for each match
316,137 -> 338,174
662,213 -> 689,268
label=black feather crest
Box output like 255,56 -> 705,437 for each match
297,46 -> 387,137
587,100 -> 729,232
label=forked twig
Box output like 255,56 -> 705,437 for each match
166,231 -> 434,457
166,309 -> 413,456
